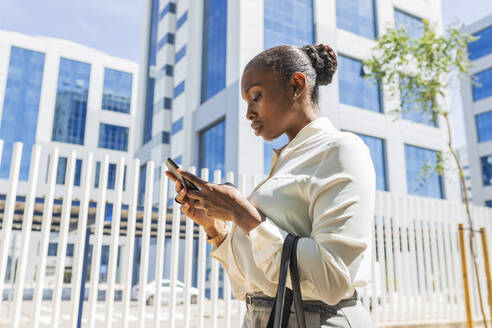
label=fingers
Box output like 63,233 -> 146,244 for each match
177,168 -> 207,189
165,170 -> 177,182
175,187 -> 188,203
184,189 -> 203,200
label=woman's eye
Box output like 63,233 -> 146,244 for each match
252,94 -> 261,102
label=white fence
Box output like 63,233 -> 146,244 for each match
0,141 -> 491,327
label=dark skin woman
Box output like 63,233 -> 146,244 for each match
165,45 -> 330,239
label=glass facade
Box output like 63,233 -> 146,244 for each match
336,0 -> 377,39
176,45 -> 186,63
158,33 -> 175,50
199,120 -> 225,176
98,123 -> 129,151
102,68 -> 132,114
138,163 -> 147,205
356,133 -> 388,191
177,11 -> 188,29
394,9 -> 423,39
469,25 -> 492,60
481,155 -> 492,186
52,57 -> 91,145
476,110 -> 492,143
201,0 -> 227,103
263,0 -> 314,174
160,2 -> 176,20
405,144 -> 444,198
172,117 -> 183,135
94,161 -> 126,190
473,67 -> 492,101
56,157 -> 82,186
174,81 -> 185,98
263,0 -> 314,49
485,200 -> 492,208
148,0 -> 159,66
0,46 -> 45,180
339,55 -> 382,112
143,78 -> 155,144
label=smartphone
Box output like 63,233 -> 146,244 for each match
165,158 -> 200,191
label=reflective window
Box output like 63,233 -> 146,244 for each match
48,243 -> 58,256
176,45 -> 186,63
0,46 -> 45,181
138,163 -> 147,205
107,163 -> 116,189
143,78 -> 155,144
66,244 -> 74,257
469,25 -> 492,60
98,123 -> 129,151
473,67 -> 492,101
400,77 -> 437,126
174,80 -> 185,98
161,131 -> 170,144
485,200 -> 492,208
161,64 -> 173,77
405,144 -> 444,198
336,0 -> 377,39
264,0 -> 314,50
263,0 -> 313,174
52,57 -> 91,145
339,55 -> 382,112
177,11 -> 188,29
199,120 -> 225,177
149,0 -> 159,66
56,157 -> 82,186
201,0 -> 227,103
173,155 -> 182,165
356,133 -> 388,191
158,33 -> 175,50
102,68 -> 132,114
481,154 -> 492,186
476,110 -> 492,142
160,2 -> 176,20
163,97 -> 172,110
172,117 -> 183,135
394,9 -> 423,39
94,161 -> 126,190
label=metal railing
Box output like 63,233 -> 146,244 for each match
0,141 -> 491,327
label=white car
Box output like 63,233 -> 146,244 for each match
131,279 -> 198,305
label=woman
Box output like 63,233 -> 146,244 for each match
165,44 -> 375,327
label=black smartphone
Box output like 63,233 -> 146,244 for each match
165,158 -> 200,191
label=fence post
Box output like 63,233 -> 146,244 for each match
458,223 -> 474,328
479,227 -> 492,324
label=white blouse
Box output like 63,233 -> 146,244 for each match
211,116 -> 376,305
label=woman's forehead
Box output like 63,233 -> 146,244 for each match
241,66 -> 278,92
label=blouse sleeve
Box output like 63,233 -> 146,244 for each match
212,133 -> 376,304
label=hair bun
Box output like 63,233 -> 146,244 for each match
301,44 -> 337,86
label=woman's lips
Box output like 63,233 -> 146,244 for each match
251,122 -> 262,136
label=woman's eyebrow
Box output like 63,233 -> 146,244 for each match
245,82 -> 262,94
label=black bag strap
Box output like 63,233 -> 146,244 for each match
266,234 -> 306,328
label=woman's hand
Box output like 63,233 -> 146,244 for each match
176,168 -> 266,234
164,170 -> 225,237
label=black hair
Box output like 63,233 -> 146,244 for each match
244,44 -> 338,104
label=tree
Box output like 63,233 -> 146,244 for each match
362,21 -> 487,326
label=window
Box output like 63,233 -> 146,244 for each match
143,78 -> 155,144
174,81 -> 185,98
263,0 -> 314,173
48,243 -> 58,256
473,67 -> 492,101
336,0 -> 377,39
163,97 -> 172,110
176,45 -> 186,63
51,57 -> 91,145
177,11 -> 188,29
356,133 -> 388,191
161,131 -> 170,144
94,161 -> 127,190
476,110 -> 492,143
107,163 -> 117,189
66,244 -> 74,257
172,117 -> 184,135
161,64 -> 173,77
338,55 -> 382,112
264,0 -> 314,49
399,77 -> 437,126
173,155 -> 183,165
160,2 -> 176,20
138,163 -> 147,205
0,47 -> 45,181
485,200 -> 492,208
201,0 -> 227,103
55,157 -> 82,186
405,144 -> 444,198
102,68 -> 132,113
158,33 -> 175,50
394,9 -> 423,39
481,155 -> 492,186
199,120 -> 225,177
149,0 -> 159,66
469,25 -> 492,60
98,123 -> 129,151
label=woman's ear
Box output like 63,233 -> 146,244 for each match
290,72 -> 307,100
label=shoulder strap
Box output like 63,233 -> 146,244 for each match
266,234 -> 306,328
